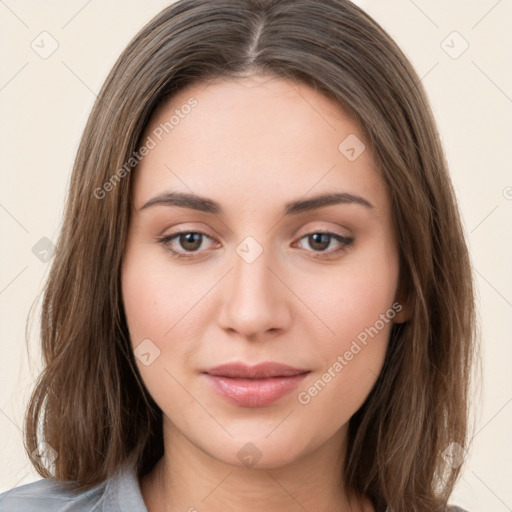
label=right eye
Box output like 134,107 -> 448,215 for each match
156,231 -> 218,259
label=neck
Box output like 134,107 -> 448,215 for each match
140,419 -> 374,512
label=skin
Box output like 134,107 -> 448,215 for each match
121,73 -> 409,512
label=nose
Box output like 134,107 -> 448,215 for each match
216,240 -> 292,341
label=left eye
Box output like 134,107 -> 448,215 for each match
295,232 -> 353,257
157,231 -> 353,260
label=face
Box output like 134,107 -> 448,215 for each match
121,73 -> 407,469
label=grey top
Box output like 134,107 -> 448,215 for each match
0,462 -> 147,511
0,462 -> 470,512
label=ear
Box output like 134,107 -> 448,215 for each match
392,282 -> 411,324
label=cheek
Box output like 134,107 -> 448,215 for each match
121,244 -> 209,344
305,241 -> 399,345
121,242 -> 224,393
122,263 -> 171,345
294,239 -> 399,412
121,248 -> 206,416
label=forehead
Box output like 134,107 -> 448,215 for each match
132,74 -> 388,217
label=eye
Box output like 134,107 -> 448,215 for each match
156,231 -> 216,259
156,230 -> 354,261
295,231 -> 353,259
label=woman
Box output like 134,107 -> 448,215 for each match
0,0 -> 478,511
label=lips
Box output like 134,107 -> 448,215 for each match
203,362 -> 309,379
202,362 -> 310,407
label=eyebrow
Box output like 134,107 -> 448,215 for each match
139,191 -> 374,215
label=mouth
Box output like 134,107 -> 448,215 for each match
201,362 -> 310,408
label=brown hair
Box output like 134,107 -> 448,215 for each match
24,1 -> 480,510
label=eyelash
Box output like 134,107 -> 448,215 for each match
156,230 -> 354,260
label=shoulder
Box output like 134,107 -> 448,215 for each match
0,476 -> 106,511
0,461 -> 148,511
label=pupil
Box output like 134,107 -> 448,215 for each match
310,233 -> 329,251
181,233 -> 201,251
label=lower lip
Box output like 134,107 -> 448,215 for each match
203,373 -> 309,408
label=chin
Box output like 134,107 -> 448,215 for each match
193,424 -> 319,470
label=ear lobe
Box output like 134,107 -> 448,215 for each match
392,284 -> 411,324
392,303 -> 409,324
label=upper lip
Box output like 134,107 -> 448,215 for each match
203,362 -> 310,379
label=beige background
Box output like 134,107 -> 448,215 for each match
1,1 -> 511,510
